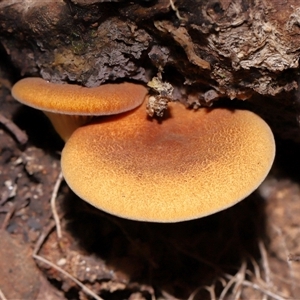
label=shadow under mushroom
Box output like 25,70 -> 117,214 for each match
63,190 -> 267,299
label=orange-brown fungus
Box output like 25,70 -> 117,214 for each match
11,77 -> 148,141
12,77 -> 148,115
61,102 -> 275,222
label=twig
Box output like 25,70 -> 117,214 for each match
219,261 -> 246,300
258,241 -> 273,300
205,285 -> 216,300
0,288 -> 7,300
187,286 -> 201,300
0,191 -> 9,206
169,0 -> 185,21
250,257 -> 268,288
50,171 -> 64,239
224,274 -> 288,300
139,284 -> 156,300
259,240 -> 271,287
0,113 -> 28,144
161,290 -> 181,300
218,277 -> 227,287
232,261 -> 247,300
33,225 -> 104,300
33,222 -> 55,256
188,284 -> 216,300
0,203 -> 16,230
33,255 -> 104,300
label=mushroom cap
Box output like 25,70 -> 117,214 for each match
61,102 -> 275,222
11,77 -> 148,115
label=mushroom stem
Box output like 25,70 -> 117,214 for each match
43,112 -> 93,141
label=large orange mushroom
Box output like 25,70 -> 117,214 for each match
61,101 -> 275,222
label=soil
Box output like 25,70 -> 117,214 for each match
1,68 -> 300,300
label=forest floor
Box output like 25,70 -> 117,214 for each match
1,74 -> 300,300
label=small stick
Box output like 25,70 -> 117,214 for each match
50,171 -> 64,239
0,191 -> 9,206
204,285 -> 217,300
33,254 -> 104,300
219,261 -> 246,300
250,257 -> 268,288
232,261 -> 247,300
169,0 -> 185,21
33,222 -> 55,256
224,274 -> 288,300
33,224 -> 104,300
188,285 -> 216,300
0,288 -> 8,300
0,203 -> 16,230
258,240 -> 272,299
0,113 -> 28,144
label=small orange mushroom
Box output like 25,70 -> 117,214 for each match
61,101 -> 275,222
12,77 -> 148,140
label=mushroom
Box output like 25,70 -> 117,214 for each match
11,77 -> 148,141
61,101 -> 275,222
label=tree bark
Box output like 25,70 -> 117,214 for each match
1,0 -> 300,138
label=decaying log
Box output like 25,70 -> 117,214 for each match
1,0 -> 300,139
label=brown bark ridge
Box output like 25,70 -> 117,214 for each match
1,0 -> 300,139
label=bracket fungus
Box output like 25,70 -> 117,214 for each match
11,77 -> 148,141
12,77 -> 275,222
61,101 -> 275,223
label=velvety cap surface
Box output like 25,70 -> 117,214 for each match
12,77 -> 147,115
61,102 -> 275,222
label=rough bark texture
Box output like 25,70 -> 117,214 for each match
1,0 -> 300,140
1,0 -> 300,91
1,0 -> 300,94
